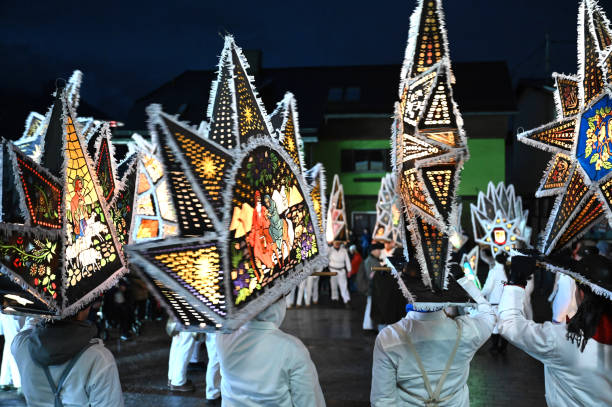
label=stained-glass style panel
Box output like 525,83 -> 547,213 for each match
374,174 -> 403,247
136,218 -> 160,239
161,117 -> 233,218
538,154 -> 572,196
576,94 -> 612,182
555,75 -> 580,117
13,148 -> 62,229
140,242 -> 225,316
409,0 -> 445,76
229,146 -> 317,307
523,119 -> 577,152
63,115 -> 123,304
232,49 -> 270,143
0,227 -> 62,305
326,175 -> 349,243
281,114 -> 301,170
110,162 -> 137,246
95,137 -> 116,202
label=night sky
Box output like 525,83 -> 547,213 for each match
0,0 -> 605,120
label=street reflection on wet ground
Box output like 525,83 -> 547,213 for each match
0,294 -> 547,406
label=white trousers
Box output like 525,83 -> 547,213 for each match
362,296 -> 374,330
168,331 -> 197,386
330,268 -> 350,303
204,333 -> 221,399
286,288 -> 296,307
0,314 -> 22,387
309,275 -> 319,304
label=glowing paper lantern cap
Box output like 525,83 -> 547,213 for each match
517,0 -> 612,255
304,163 -> 327,240
391,0 -> 471,305
326,174 -> 350,243
127,35 -> 328,332
373,173 -> 404,247
0,85 -> 128,317
471,182 -> 532,256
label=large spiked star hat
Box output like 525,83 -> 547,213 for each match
518,0 -> 612,254
392,0 -> 469,299
326,174 -> 350,243
471,182 -> 532,255
127,36 -> 327,332
0,85 -> 127,317
373,173 -> 404,247
14,71 -> 98,163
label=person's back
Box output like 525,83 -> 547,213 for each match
371,306 -> 494,406
12,318 -> 123,407
217,299 -> 325,407
499,285 -> 612,406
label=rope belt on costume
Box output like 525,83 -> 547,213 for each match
397,319 -> 463,407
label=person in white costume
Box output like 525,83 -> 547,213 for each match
167,327 -> 197,392
328,241 -> 351,306
308,275 -> 319,305
371,265 -> 495,406
0,312 -> 25,391
480,253 -> 509,354
204,333 -> 221,405
498,253 -> 612,407
12,305 -> 124,407
217,298 -> 325,406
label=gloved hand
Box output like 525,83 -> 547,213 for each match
507,256 -> 537,287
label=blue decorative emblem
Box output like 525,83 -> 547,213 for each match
576,94 -> 612,182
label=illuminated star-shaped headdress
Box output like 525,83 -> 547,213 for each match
518,0 -> 612,254
392,0 -> 469,294
0,85 -> 127,317
127,36 -> 327,332
15,71 -> 98,163
471,182 -> 532,255
326,174 -> 350,243
373,173 -> 404,247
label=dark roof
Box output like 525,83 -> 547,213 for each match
126,61 -> 517,132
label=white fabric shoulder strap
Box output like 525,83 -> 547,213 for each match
398,319 -> 463,407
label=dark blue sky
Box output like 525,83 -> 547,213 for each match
0,0 -> 601,119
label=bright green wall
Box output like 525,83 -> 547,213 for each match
311,137 -> 505,209
457,138 -> 505,196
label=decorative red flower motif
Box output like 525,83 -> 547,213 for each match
34,277 -> 39,286
51,282 -> 56,289
13,258 -> 22,268
52,292 -> 57,299
16,237 -> 23,245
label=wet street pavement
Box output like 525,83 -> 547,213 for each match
0,294 -> 548,406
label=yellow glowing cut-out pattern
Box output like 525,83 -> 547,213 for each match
154,246 -> 223,307
425,169 -> 451,206
175,132 -> 226,204
422,81 -> 452,127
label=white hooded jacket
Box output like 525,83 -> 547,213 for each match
498,285 -> 612,407
217,299 -> 325,407
371,305 -> 495,406
11,320 -> 123,407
